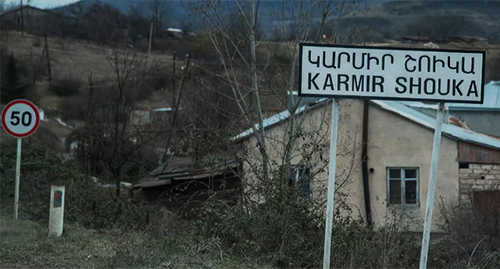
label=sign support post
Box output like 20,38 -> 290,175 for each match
419,102 -> 445,269
298,44 -> 484,269
323,99 -> 339,269
1,99 -> 40,220
14,138 -> 22,219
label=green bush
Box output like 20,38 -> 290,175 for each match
60,96 -> 85,121
196,186 -> 420,268
0,142 -> 153,229
49,78 -> 81,97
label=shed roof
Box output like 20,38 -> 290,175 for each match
372,100 -> 500,150
134,157 -> 237,189
1,5 -> 50,16
230,98 -> 327,141
232,98 -> 500,150
403,81 -> 500,111
1,4 -> 77,19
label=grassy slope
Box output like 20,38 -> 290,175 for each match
358,0 -> 500,42
0,215 -> 272,269
0,31 -> 174,113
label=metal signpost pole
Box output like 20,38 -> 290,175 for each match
2,99 -> 41,220
419,102 -> 445,269
323,99 -> 339,269
14,138 -> 22,219
299,44 -> 484,269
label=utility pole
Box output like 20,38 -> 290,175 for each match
172,50 -> 176,108
20,0 -> 23,36
44,31 -> 51,82
146,18 -> 154,69
147,18 -> 154,59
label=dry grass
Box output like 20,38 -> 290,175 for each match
0,215 -> 273,269
1,31 -> 175,116
1,31 -> 173,81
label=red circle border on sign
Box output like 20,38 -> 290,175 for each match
1,99 -> 40,138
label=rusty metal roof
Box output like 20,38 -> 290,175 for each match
134,157 -> 237,189
134,179 -> 172,188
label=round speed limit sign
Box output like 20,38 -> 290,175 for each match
1,99 -> 40,138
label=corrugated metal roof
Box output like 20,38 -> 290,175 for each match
1,5 -> 22,15
373,100 -> 500,150
402,81 -> 500,110
134,179 -> 172,188
232,97 -> 500,150
449,81 -> 500,109
230,98 -> 328,142
135,158 -> 237,189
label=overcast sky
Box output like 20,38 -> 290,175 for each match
22,0 -> 80,9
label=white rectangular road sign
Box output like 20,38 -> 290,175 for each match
299,44 -> 485,104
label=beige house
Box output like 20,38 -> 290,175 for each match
233,97 -> 500,232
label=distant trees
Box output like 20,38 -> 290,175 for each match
69,49 -> 162,196
407,15 -> 467,40
128,4 -> 148,46
1,54 -> 29,104
0,0 -> 6,13
82,2 -> 128,43
149,0 -> 174,38
188,0 -> 362,184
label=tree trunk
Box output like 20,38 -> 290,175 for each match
250,0 -> 269,182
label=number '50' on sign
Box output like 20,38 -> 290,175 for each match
1,99 -> 40,138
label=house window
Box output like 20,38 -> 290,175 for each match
291,166 -> 312,198
387,168 -> 419,205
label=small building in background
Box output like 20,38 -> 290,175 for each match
0,5 -> 75,35
165,28 -> 184,39
234,95 -> 500,234
133,157 -> 241,214
129,107 -> 177,126
403,81 -> 500,137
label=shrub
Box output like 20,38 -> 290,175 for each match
33,37 -> 42,47
60,96 -> 85,121
0,142 -> 154,230
431,199 -> 500,268
1,54 -> 29,104
196,184 -> 419,268
49,78 -> 81,97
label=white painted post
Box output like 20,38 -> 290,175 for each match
49,185 -> 65,237
323,99 -> 339,269
14,138 -> 22,220
419,102 -> 445,269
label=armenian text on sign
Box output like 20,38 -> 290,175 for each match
299,44 -> 485,104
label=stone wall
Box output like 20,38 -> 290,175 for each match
459,164 -> 500,207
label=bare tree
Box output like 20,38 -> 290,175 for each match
70,49 -> 163,196
149,0 -> 174,38
407,14 -> 466,41
128,4 -> 147,46
0,0 -> 6,12
189,0 -> 271,182
69,3 -> 84,28
187,0 -> 363,205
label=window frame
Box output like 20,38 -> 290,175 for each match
291,165 -> 312,198
387,167 -> 419,206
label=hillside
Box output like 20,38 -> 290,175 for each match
359,0 -> 500,42
0,31 -> 175,127
51,0 -> 500,42
52,0 -> 384,31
